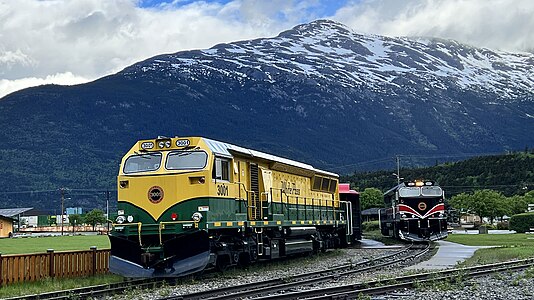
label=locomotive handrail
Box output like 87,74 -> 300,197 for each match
158,220 -> 200,245
137,222 -> 142,246
233,181 -> 259,207
233,181 -> 263,220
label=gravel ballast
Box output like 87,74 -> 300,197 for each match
104,246 -> 534,300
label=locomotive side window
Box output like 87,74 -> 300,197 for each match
166,151 -> 208,170
313,176 -> 322,190
213,157 -> 230,181
321,178 -> 330,191
123,153 -> 162,174
312,176 -> 337,193
329,181 -> 337,193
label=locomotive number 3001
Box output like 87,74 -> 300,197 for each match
217,185 -> 228,196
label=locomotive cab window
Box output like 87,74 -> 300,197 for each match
123,152 -> 162,174
213,157 -> 230,181
166,151 -> 208,170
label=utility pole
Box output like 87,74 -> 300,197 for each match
396,155 -> 400,184
60,188 -> 65,236
106,190 -> 110,233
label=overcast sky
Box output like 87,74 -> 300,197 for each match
1,0 -> 533,98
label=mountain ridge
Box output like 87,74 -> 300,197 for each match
0,19 -> 533,210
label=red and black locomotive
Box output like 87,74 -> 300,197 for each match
379,180 -> 447,242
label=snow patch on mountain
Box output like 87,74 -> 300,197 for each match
126,20 -> 533,100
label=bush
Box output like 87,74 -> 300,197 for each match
481,224 -> 496,230
496,222 -> 509,230
362,221 -> 380,232
509,213 -> 534,233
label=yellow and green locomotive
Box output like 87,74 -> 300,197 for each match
109,136 -> 360,277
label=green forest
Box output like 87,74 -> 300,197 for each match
341,152 -> 534,197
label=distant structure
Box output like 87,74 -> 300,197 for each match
0,214 -> 15,238
66,207 -> 83,215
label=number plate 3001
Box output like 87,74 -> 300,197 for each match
217,185 -> 228,196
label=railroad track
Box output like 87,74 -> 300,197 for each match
5,278 -> 167,300
256,258 -> 534,300
5,243 -> 424,300
158,243 -> 428,300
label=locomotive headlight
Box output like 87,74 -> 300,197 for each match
192,212 -> 203,222
158,141 -> 165,148
401,213 -> 407,219
116,215 -> 126,224
165,141 -> 171,148
127,215 -> 134,223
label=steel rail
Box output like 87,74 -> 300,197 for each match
161,243 -> 427,300
258,258 -> 534,300
4,278 -> 166,300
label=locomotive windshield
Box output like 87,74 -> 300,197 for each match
399,186 -> 443,197
398,187 -> 421,197
166,151 -> 208,170
123,152 -> 162,174
421,186 -> 443,196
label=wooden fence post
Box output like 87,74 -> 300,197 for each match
47,249 -> 54,278
0,252 -> 3,286
90,246 -> 97,275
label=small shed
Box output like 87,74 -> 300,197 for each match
0,208 -> 34,234
0,215 -> 15,238
361,207 -> 381,222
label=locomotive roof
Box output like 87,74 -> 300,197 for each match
203,138 -> 338,178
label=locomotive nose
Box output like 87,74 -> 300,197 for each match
421,228 -> 430,238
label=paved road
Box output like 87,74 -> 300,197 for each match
406,240 -> 491,270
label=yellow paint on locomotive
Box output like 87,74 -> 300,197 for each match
118,136 -> 339,221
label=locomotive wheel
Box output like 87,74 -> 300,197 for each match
216,254 -> 230,272
238,252 -> 251,267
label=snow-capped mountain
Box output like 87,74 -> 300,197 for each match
0,19 -> 533,208
125,19 -> 533,99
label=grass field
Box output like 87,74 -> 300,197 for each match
445,233 -> 534,266
0,235 -> 110,255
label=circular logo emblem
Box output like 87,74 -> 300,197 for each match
148,186 -> 164,203
418,202 -> 427,211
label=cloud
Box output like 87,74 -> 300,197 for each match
0,72 -> 90,98
1,0 -> 532,98
333,0 -> 534,52
1,0 -> 322,98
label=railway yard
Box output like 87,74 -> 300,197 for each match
9,240 -> 534,300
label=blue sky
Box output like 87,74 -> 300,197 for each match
137,0 -> 350,16
0,0 -> 533,98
